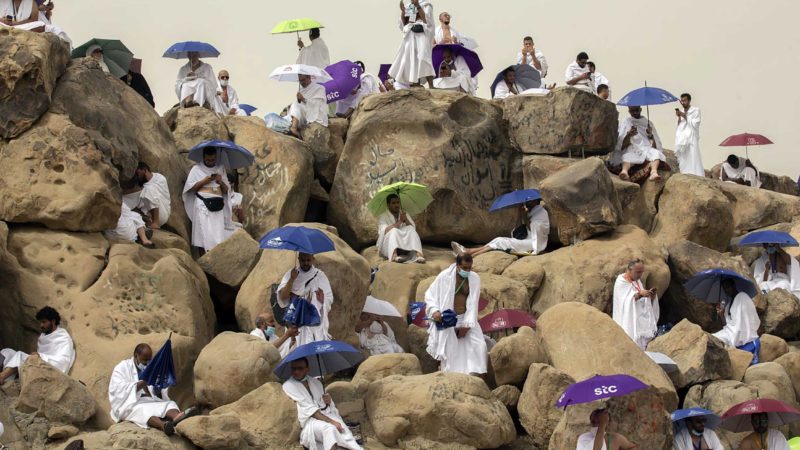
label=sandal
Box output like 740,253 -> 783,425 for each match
450,241 -> 466,256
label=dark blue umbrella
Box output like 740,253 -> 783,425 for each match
671,407 -> 722,429
162,41 -> 220,59
322,60 -> 362,104
434,309 -> 458,330
617,86 -> 678,107
188,140 -> 255,170
273,340 -> 364,380
684,268 -> 757,304
738,230 -> 799,247
378,64 -> 391,83
238,104 -> 257,116
259,226 -> 335,254
139,335 -> 177,391
489,189 -> 541,212
283,297 -> 322,327
432,44 -> 483,78
490,64 -> 541,98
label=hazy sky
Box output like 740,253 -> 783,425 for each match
57,0 -> 800,177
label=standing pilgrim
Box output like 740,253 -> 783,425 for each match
175,51 -> 225,113
389,0 -> 436,89
674,93 -> 705,176
0,307 -> 75,383
612,259 -> 660,350
277,253 -> 334,346
377,194 -> 425,263
182,148 -> 233,253
296,28 -> 330,70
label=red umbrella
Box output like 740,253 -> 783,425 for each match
719,133 -> 773,159
720,398 -> 800,432
478,309 -> 535,333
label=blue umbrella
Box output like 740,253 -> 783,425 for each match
434,309 -> 458,330
187,140 -> 255,170
489,189 -> 542,212
490,64 -> 541,98
139,334 -> 177,391
238,104 -> 257,116
684,268 -> 758,304
617,86 -> 678,107
162,41 -> 220,59
671,407 -> 722,429
738,230 -> 799,247
259,226 -> 335,254
283,297 -> 322,327
273,340 -> 364,380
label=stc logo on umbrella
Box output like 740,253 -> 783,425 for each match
594,385 -> 619,396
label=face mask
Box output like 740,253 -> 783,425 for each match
136,362 -> 147,371
265,326 -> 276,337
369,322 -> 384,334
690,429 -> 704,437
219,79 -> 229,87
766,247 -> 777,254
458,269 -> 470,278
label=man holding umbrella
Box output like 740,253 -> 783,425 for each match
175,51 -> 225,113
289,73 -> 328,138
577,408 -> 637,450
297,28 -> 330,70
753,243 -> 800,301
672,409 -> 724,450
613,106 -> 666,182
712,278 -> 760,356
277,253 -> 334,346
182,147 -> 233,253
740,413 -> 791,450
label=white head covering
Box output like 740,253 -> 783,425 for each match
85,44 -> 110,73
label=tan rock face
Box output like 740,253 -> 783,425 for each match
0,29 -> 69,139
759,289 -> 800,339
197,229 -> 261,287
522,154 -> 577,189
760,333 -> 790,362
774,352 -> 800,402
366,372 -> 516,448
169,106 -> 229,164
329,89 -> 521,248
517,363 -> 573,449
302,119 -> 347,188
175,414 -> 242,450
489,326 -> 547,386
728,347 -> 755,382
15,356 -> 96,426
612,176 -> 665,233
471,251 -> 518,275
351,353 -> 422,393
685,380 -> 758,416
743,362 -> 798,407
502,88 -> 618,155
492,384 -> 521,407
405,323 -> 439,374
106,422 -> 196,450
716,181 -> 800,233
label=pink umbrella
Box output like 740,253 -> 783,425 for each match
720,398 -> 800,432
719,133 -> 773,159
479,309 -> 535,333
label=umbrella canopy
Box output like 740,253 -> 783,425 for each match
363,296 -> 402,318
72,38 -> 134,78
670,408 -> 722,429
683,268 -> 758,304
489,189 -> 541,212
720,398 -> 800,432
432,44 -> 483,78
378,64 -> 392,83
163,41 -> 220,59
646,351 -> 678,373
238,104 -> 257,116
273,340 -> 363,380
720,133 -> 773,147
139,335 -> 177,391
269,64 -> 333,83
555,374 -> 649,408
789,437 -> 800,450
490,65 -> 541,98
617,86 -> 678,107
410,298 -> 488,327
738,230 -> 799,247
479,309 -> 535,333
322,60 -> 362,104
187,140 -> 255,170
366,182 -> 434,217
271,18 -> 324,35
259,226 -> 335,254
283,297 -> 322,327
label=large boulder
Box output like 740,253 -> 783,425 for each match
471,252 -> 518,275
685,380 -> 758,417
521,154 -> 577,188
193,332 -> 281,409
225,116 -> 314,239
760,334 -> 790,362
517,363 -> 573,448
502,87 -> 618,155
105,422 -> 196,450
235,223 -> 370,342
366,372 -> 516,448
0,29 -> 69,138
647,319 -> 733,388
175,414 -> 241,450
612,176 -> 665,233
488,326 -> 546,386
743,362 -> 797,407
759,289 -> 800,339
351,353 -> 422,393
168,106 -> 229,163
329,89 -> 521,248
15,355 -> 96,426
774,352 -> 800,402
710,163 -> 800,196
302,119 -> 347,188
197,229 -> 261,287
716,181 -> 800,233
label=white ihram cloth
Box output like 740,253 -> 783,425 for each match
359,321 -> 404,355
517,49 -> 548,78
218,84 -> 247,116
105,203 -> 144,242
289,82 -> 328,128
0,0 -> 45,30
565,61 -> 593,93
612,274 -> 659,350
434,25 -> 478,49
283,377 -> 362,450
437,56 -> 477,94
592,72 -> 611,99
38,10 -> 71,46
182,163 -> 233,252
425,264 -> 487,374
1,327 -> 75,374
108,357 -> 178,428
576,428 -> 607,450
175,61 -> 225,113
675,106 -> 705,176
753,253 -> 800,301
712,292 -> 760,348
389,1 -> 435,85
494,81 -> 523,99
336,73 -> 382,115
612,116 -> 666,166
296,38 -> 330,70
720,156 -> 761,188
137,173 -> 171,227
377,210 -> 423,260
249,328 -> 297,358
277,266 -> 333,345
486,204 -> 549,255
673,422 -> 724,450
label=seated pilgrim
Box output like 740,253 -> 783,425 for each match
377,194 -> 425,263
0,0 -> 45,31
753,244 -> 800,301
0,306 -> 75,383
720,154 -> 761,188
288,74 -> 328,139
612,106 -> 666,182
175,51 -> 225,113
712,278 -> 761,364
451,199 -> 549,257
356,312 -> 404,355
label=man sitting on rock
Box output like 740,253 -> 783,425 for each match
739,412 -> 791,450
565,51 -> 593,93
597,84 -> 610,101
377,194 -> 426,263
106,191 -> 155,248
753,244 -> 800,301
277,253 -> 334,346
493,67 -> 522,99
577,408 -> 637,450
612,259 -> 659,351
133,162 -> 171,230
719,154 -> 761,188
108,344 -> 198,436
288,74 -> 328,139
613,106 -> 666,182
216,69 -> 246,116
0,0 -> 45,31
451,199 -> 549,257
425,253 -> 487,376
282,357 -> 363,450
712,278 -> 761,364
355,312 -> 404,355
336,61 -> 383,119
673,415 -> 723,450
175,51 -> 225,113
182,147 -> 233,254
0,307 -> 75,383
249,312 -> 300,358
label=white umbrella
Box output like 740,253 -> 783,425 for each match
269,64 -> 333,83
646,351 -> 678,373
362,296 -> 402,318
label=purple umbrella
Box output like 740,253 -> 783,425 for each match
432,44 -> 483,78
321,60 -> 362,104
378,64 -> 392,83
555,374 -> 649,408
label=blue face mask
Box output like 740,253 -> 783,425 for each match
766,247 -> 778,254
458,269 -> 470,278
265,326 -> 276,337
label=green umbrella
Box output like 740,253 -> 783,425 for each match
72,39 -> 134,78
367,182 -> 433,217
271,18 -> 325,39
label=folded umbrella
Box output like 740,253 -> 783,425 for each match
720,398 -> 800,432
269,64 -> 332,83
738,230 -> 799,247
366,182 -> 433,217
683,268 -> 758,304
273,340 -> 363,380
720,133 -> 773,159
434,309 -> 458,330
410,298 -> 488,327
363,296 -> 402,318
489,189 -> 541,212
432,44 -> 483,78
72,38 -> 134,78
490,65 -> 541,98
378,64 -> 392,83
478,309 -> 535,333
259,226 -> 335,254
187,140 -> 255,170
163,41 -> 220,59
238,104 -> 257,116
322,60 -> 362,104
283,297 -> 322,327
555,374 -> 649,408
671,407 -> 722,429
139,334 -> 177,391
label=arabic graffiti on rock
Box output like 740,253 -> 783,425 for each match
443,132 -> 513,207
241,161 -> 289,225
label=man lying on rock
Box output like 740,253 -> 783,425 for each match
108,344 -> 198,436
0,306 -> 75,383
451,199 -> 549,257
377,194 -> 426,263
